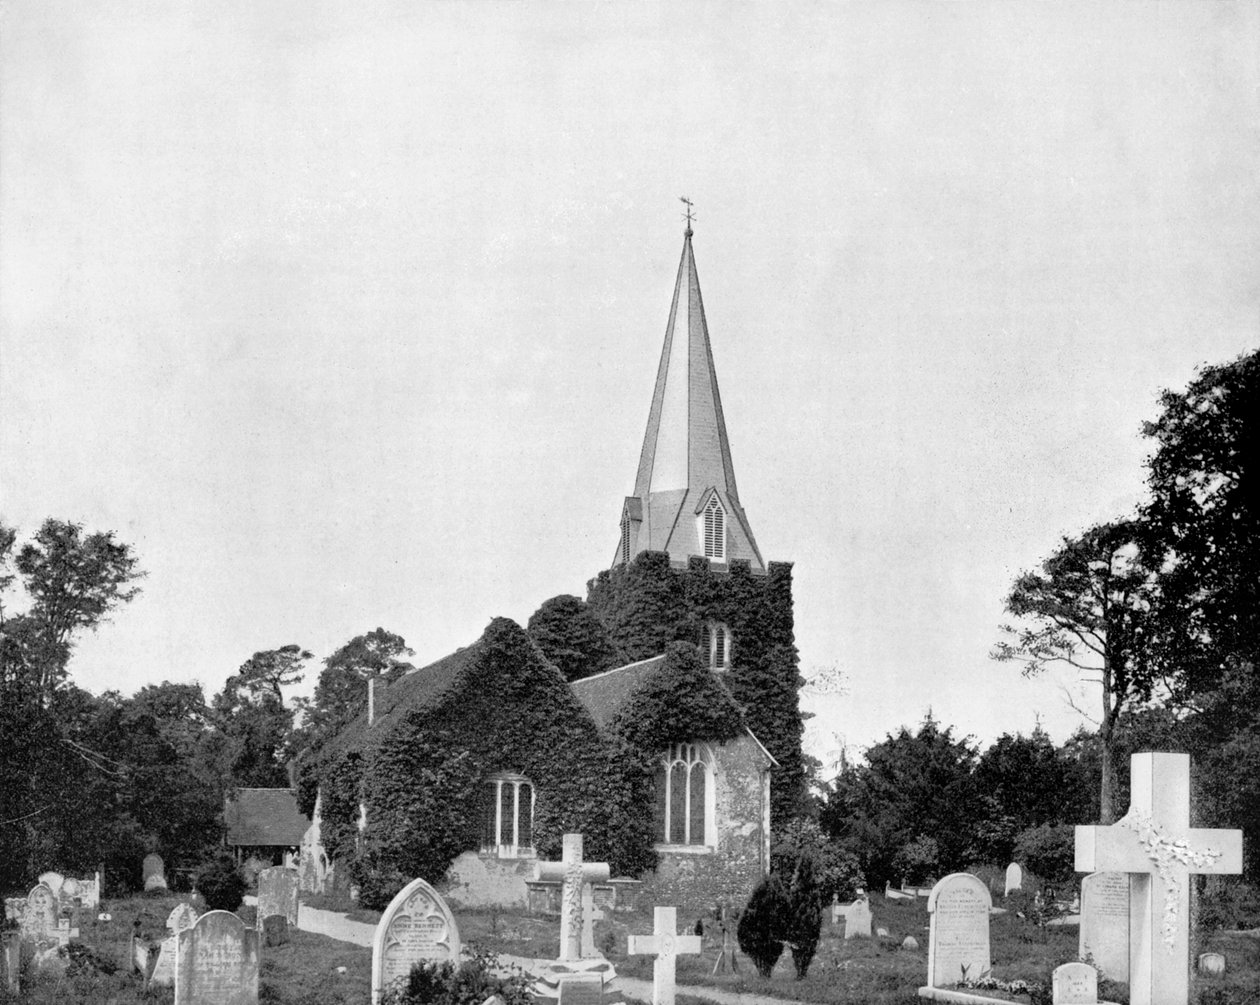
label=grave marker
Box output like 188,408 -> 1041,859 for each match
1004,862 -> 1023,896
627,906 -> 702,1005
1075,752 -> 1242,1005
143,853 -> 168,892
922,873 -> 991,988
1078,872 -> 1128,981
371,876 -> 461,1005
175,909 -> 260,1005
1197,952 -> 1225,975
257,866 -> 300,925
1052,961 -> 1098,1004
536,833 -> 611,962
842,896 -> 872,939
151,903 -> 200,987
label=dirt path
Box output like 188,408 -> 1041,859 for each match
287,901 -> 803,1005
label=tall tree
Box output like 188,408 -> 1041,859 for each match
210,646 -> 311,789
303,628 -> 414,745
992,521 -> 1160,822
1141,349 -> 1259,690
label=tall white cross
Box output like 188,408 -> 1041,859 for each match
627,906 -> 702,1005
536,834 -> 610,962
1075,752 -> 1242,1005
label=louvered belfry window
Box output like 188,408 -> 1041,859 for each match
701,621 -> 732,672
621,514 -> 632,565
703,495 -> 726,560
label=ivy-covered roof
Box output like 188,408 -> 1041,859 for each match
570,655 -> 667,728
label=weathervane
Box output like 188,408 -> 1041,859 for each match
680,196 -> 695,233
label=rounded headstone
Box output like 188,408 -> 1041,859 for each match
901,936 -> 919,950
1198,952 -> 1226,975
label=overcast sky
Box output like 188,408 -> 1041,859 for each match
2,2 -> 1257,769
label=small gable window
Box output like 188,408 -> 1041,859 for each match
654,743 -> 714,848
701,495 -> 726,561
481,773 -> 535,858
701,622 -> 733,672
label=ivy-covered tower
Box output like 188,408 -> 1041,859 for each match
589,224 -> 806,826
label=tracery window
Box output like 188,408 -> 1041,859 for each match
481,773 -> 535,858
654,743 -> 713,847
701,496 -> 726,561
700,622 -> 733,672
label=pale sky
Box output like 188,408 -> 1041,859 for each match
2,3 -> 1257,769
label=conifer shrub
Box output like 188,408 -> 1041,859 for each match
784,850 -> 824,979
736,874 -> 790,978
195,853 -> 247,912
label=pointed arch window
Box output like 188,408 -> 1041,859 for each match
481,773 -> 535,858
701,495 -> 726,561
700,622 -> 733,672
654,743 -> 715,848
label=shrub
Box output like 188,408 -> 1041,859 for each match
784,852 -> 823,979
195,854 -> 247,912
1012,824 -> 1075,885
737,875 -> 790,978
892,835 -> 940,885
771,818 -> 865,903
379,946 -> 533,1005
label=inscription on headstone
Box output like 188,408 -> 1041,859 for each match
1078,872 -> 1128,981
174,910 -> 260,1005
371,877 -> 461,1005
257,866 -> 300,925
151,903 -> 200,987
1052,961 -> 1098,1004
143,853 -> 168,892
923,873 -> 991,988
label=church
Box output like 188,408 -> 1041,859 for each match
298,222 -> 804,910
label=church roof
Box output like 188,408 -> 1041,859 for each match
224,788 -> 311,848
616,230 -> 765,571
570,654 -> 667,728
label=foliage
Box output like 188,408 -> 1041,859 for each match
302,628 -> 414,750
527,594 -> 626,682
891,836 -> 940,886
819,713 -> 978,887
736,874 -> 790,978
379,947 -> 534,1005
195,853 -> 247,911
1142,350 -> 1259,685
771,819 -> 864,903
783,846 -> 824,979
607,641 -> 746,749
1011,824 -> 1076,886
589,552 -> 807,827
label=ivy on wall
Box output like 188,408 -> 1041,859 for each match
589,552 -> 806,826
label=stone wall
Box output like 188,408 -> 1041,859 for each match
442,852 -> 538,909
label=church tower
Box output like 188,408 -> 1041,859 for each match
613,225 -> 764,572
588,219 -> 805,826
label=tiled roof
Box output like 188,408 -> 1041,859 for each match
569,655 -> 667,728
224,789 -> 311,847
320,643 -> 482,759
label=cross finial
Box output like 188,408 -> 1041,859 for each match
680,196 -> 695,235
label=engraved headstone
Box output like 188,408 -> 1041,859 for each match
1052,961 -> 1098,1004
1075,752 -> 1242,1005
922,873 -> 991,988
257,866 -> 300,925
21,884 -> 58,943
371,877 -> 461,1005
536,833 -> 611,962
37,872 -> 65,897
143,853 -> 168,892
1078,872 -> 1128,981
627,906 -> 702,1005
1197,952 -> 1225,975
1004,862 -> 1023,896
151,903 -> 201,987
842,895 -> 872,939
175,910 -> 260,1005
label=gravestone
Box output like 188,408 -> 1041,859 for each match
922,873 -> 991,988
536,833 -> 612,962
151,903 -> 201,986
627,906 -> 702,1005
1052,961 -> 1098,1004
257,866 -> 300,925
262,915 -> 288,948
143,853 -> 168,892
175,910 -> 260,1005
556,975 -> 605,1005
1075,752 -> 1242,1005
842,896 -> 872,939
2,931 -> 19,995
1197,952 -> 1225,975
1004,862 -> 1023,896
1078,872 -> 1128,981
21,882 -> 60,970
37,872 -> 65,897
371,876 -> 461,1005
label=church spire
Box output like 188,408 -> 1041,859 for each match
614,223 -> 764,571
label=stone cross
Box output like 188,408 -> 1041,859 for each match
627,906 -> 702,1005
536,834 -> 610,962
1075,752 -> 1242,1005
